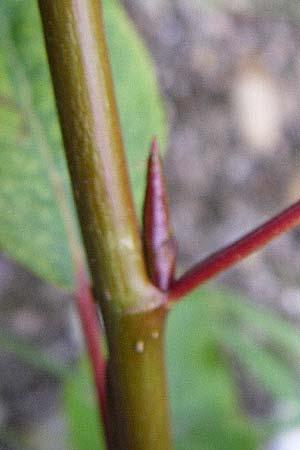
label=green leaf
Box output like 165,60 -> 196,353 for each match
63,356 -> 105,450
220,289 -> 300,400
224,332 -> 300,400
0,0 -> 166,289
167,289 -> 265,450
223,290 -> 300,357
0,0 -> 76,288
167,287 -> 300,449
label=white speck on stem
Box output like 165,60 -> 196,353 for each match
151,330 -> 159,339
119,236 -> 135,250
135,340 -> 145,354
104,288 -> 112,301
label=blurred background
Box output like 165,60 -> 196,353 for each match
1,0 -> 300,449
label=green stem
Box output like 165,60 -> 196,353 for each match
37,0 -> 160,314
106,307 -> 172,450
38,1 -> 172,449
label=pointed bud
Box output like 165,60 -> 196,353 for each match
143,138 -> 177,291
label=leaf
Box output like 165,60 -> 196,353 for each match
62,356 -> 105,450
0,0 -> 76,288
224,332 -> 300,400
166,289 -> 265,450
0,0 -> 166,289
219,289 -> 300,399
167,287 -> 300,449
223,289 -> 300,357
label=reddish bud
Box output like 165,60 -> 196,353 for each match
143,138 -> 177,291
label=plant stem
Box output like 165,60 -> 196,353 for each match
38,0 -> 160,314
106,307 -> 171,450
168,200 -> 300,301
38,1 -> 172,449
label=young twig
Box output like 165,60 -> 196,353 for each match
167,200 -> 300,301
75,269 -> 112,449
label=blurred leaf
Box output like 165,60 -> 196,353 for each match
224,291 -> 300,356
221,289 -> 300,400
224,332 -> 300,399
63,356 -> 105,450
0,0 -> 76,288
167,289 -> 264,450
167,287 -> 300,449
0,0 -> 166,289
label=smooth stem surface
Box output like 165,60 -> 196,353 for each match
168,200 -> 300,301
38,0 -> 160,314
38,1 -> 172,449
106,307 -> 172,450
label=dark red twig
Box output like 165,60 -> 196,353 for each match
167,200 -> 300,302
143,138 -> 177,291
75,269 -> 112,449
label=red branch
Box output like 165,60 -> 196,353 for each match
167,200 -> 300,302
75,269 -> 112,449
143,138 -> 177,291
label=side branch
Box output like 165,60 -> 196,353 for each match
167,200 -> 300,301
75,269 -> 112,448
